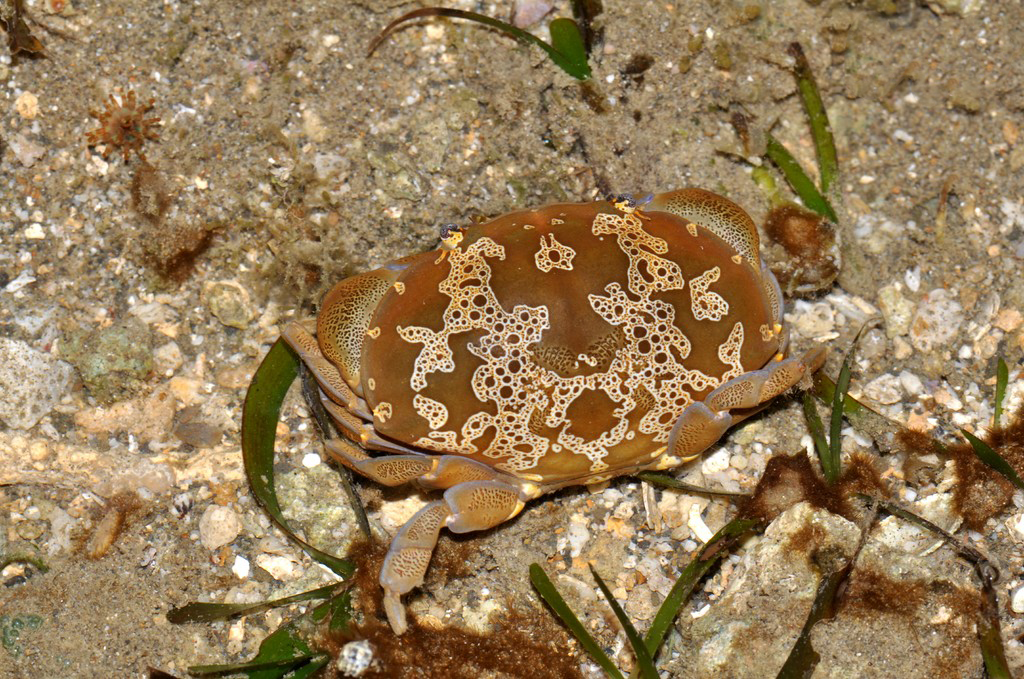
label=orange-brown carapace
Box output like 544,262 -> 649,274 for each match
282,188 -> 826,633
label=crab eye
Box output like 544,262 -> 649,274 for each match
610,194 -> 639,211
439,223 -> 459,239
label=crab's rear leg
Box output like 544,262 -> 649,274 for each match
661,346 -> 827,464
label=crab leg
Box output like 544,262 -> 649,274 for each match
282,321 -> 371,419
324,437 -> 530,633
418,455 -> 509,489
327,438 -> 530,632
380,501 -> 450,634
380,480 -> 526,634
664,346 -> 827,462
327,439 -> 516,489
326,439 -> 434,486
319,396 -> 422,455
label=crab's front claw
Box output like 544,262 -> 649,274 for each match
666,346 -> 827,462
379,480 -> 526,634
381,501 -> 451,634
705,346 -> 826,412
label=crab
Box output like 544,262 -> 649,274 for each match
282,188 -> 826,634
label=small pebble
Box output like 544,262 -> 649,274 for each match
153,341 -> 184,376
1012,513 -> 1024,540
563,515 -> 590,558
203,280 -> 254,330
904,266 -> 921,293
216,364 -> 255,389
910,289 -> 963,352
86,153 -> 109,176
899,371 -> 924,398
933,385 -> 964,411
169,376 -> 201,405
701,448 -> 730,474
15,91 -> 39,119
0,337 -> 75,429
232,555 -> 250,579
688,503 -> 714,543
893,336 -> 914,360
29,441 -> 50,462
9,133 -> 46,167
513,0 -> 553,27
1012,586 -> 1024,614
139,546 -> 158,568
227,619 -> 245,654
877,284 -> 915,339
788,300 -> 836,339
337,639 -> 373,677
174,418 -> 223,448
255,553 -> 303,581
198,505 -> 241,550
17,520 -> 46,540
994,308 -> 1023,332
862,373 -> 903,405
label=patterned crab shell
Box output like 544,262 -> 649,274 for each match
326,189 -> 785,487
